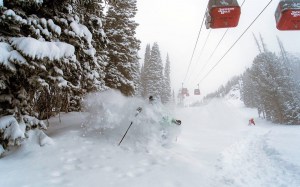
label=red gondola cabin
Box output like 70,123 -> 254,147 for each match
275,0 -> 300,30
182,88 -> 189,95
206,0 -> 241,29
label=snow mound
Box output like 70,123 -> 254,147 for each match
39,131 -> 54,146
0,115 -> 25,147
25,130 -> 54,147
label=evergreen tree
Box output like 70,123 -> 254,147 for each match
0,0 -> 108,150
140,44 -> 151,98
161,54 -> 172,104
104,0 -> 141,96
144,42 -> 164,100
0,0 -> 108,114
241,68 -> 265,118
243,52 -> 300,124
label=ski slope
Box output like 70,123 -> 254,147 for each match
1,92 -> 300,187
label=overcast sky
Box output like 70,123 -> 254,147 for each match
135,0 -> 300,98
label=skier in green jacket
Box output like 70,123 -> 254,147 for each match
148,95 -> 181,126
147,95 -> 182,145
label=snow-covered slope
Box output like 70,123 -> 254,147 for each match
1,91 -> 300,187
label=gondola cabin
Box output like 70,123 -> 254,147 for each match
194,89 -> 201,95
182,88 -> 189,95
206,0 -> 241,29
275,0 -> 300,30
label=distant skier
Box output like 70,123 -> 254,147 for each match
248,118 -> 255,126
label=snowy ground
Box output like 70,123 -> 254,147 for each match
1,93 -> 300,187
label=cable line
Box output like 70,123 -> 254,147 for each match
198,0 -> 273,84
193,29 -> 228,83
186,29 -> 212,83
183,11 -> 206,83
207,29 -> 229,62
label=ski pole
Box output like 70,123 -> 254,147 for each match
118,107 -> 142,146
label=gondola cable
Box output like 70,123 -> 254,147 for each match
186,29 -> 212,83
193,29 -> 229,83
183,11 -> 206,83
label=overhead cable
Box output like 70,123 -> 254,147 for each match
183,11 -> 206,83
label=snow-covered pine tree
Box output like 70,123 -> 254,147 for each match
143,42 -> 164,101
140,44 -> 151,98
161,54 -> 172,104
249,52 -> 300,124
0,0 -> 108,115
275,57 -> 300,124
250,52 -> 282,122
285,54 -> 300,88
104,0 -> 141,96
70,0 -> 108,93
276,37 -> 300,89
0,0 -> 108,151
241,68 -> 265,118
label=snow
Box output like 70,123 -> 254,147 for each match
36,0 -> 43,4
48,19 -> 61,35
70,21 -> 93,46
1,90 -> 300,187
0,115 -> 25,144
10,37 -> 75,60
3,9 -> 16,16
0,145 -> 4,156
3,9 -> 26,23
0,42 -> 28,69
23,115 -> 47,130
0,42 -> 17,72
84,48 -> 96,57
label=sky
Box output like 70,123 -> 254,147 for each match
2,90 -> 300,186
135,0 -> 300,97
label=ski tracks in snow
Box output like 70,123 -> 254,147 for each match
213,130 -> 300,187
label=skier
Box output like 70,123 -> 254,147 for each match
248,118 -> 255,126
147,95 -> 182,145
118,96 -> 181,146
148,96 -> 181,125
